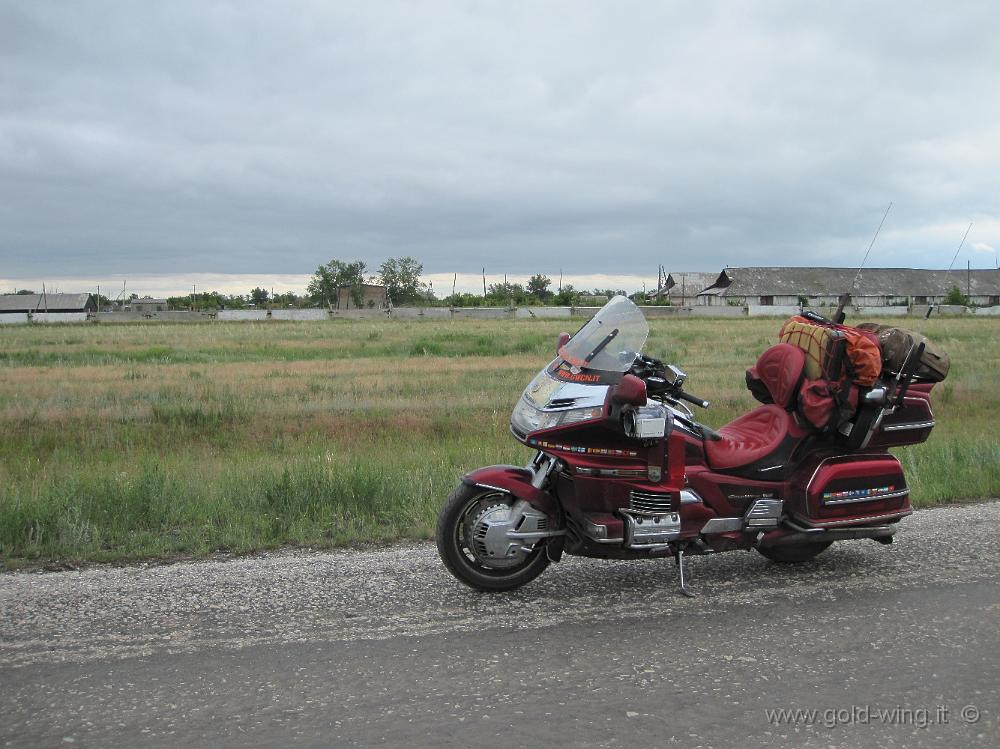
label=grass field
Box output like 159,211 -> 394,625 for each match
1,315 -> 998,568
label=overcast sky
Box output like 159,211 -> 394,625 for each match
2,1 -> 999,295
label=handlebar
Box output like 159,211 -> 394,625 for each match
676,390 -> 710,409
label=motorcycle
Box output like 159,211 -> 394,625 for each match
436,295 -> 939,595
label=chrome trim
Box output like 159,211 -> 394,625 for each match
680,489 -> 703,505
801,508 -> 912,528
804,453 -> 897,492
882,420 -> 935,433
700,517 -> 743,534
757,464 -> 785,473
782,517 -> 825,534
859,409 -> 886,450
744,499 -> 784,528
823,488 -> 910,506
621,510 -> 682,548
472,483 -> 511,495
629,489 -> 674,514
506,530 -> 567,539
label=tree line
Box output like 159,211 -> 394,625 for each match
33,254 -> 674,311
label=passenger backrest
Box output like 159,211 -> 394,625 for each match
745,343 -> 806,410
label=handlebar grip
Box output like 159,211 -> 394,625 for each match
677,390 -> 710,409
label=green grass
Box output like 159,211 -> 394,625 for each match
1,316 -> 998,567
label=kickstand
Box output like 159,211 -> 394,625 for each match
675,545 -> 696,598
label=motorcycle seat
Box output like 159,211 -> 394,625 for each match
704,405 -> 801,472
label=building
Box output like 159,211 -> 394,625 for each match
130,297 -> 169,313
696,267 -> 1000,307
0,293 -> 97,314
335,283 -> 388,310
577,294 -> 611,306
662,272 -> 719,306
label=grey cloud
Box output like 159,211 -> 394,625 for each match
2,1 -> 999,279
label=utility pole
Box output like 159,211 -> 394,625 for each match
968,260 -> 971,300
482,268 -> 487,298
192,284 -> 197,311
558,269 -> 563,293
451,273 -> 457,300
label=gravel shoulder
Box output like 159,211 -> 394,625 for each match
1,501 -> 998,748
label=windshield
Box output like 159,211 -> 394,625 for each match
557,295 -> 649,373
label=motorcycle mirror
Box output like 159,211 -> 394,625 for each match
556,332 -> 571,355
611,374 -> 647,407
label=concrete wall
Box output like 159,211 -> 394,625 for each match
0,313 -> 30,325
270,309 -> 329,321
390,306 -> 452,319
513,307 -> 574,319
747,305 -> 802,317
849,306 -> 910,317
98,311 -> 216,323
450,307 -> 514,319
31,312 -> 89,324
688,305 -> 747,317
974,306 -> 1000,316
910,305 -> 969,317
217,310 -> 269,321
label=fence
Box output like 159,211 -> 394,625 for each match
5,304 -> 997,326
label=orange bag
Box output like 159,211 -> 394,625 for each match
779,316 -> 882,387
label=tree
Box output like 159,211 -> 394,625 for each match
307,259 -> 368,308
552,284 -> 577,306
527,274 -> 552,301
942,286 -> 970,306
249,287 -> 270,307
486,282 -> 529,306
378,256 -> 425,305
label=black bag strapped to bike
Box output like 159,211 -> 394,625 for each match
856,323 -> 951,383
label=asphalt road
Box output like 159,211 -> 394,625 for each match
2,501 -> 998,749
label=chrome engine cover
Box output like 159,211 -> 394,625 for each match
621,510 -> 682,548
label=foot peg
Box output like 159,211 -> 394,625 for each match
675,545 -> 696,598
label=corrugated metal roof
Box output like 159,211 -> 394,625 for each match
0,293 -> 94,312
699,268 -> 1000,297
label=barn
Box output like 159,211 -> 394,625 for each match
662,272 -> 720,306
131,297 -> 169,313
696,267 -> 1000,307
0,293 -> 97,314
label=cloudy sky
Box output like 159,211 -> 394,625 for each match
2,1 -> 999,295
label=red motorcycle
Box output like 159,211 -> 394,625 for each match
436,296 -> 942,595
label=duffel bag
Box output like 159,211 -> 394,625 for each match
856,323 -> 950,382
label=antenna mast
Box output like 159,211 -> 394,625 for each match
833,202 -> 892,324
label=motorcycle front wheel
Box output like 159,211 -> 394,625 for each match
436,484 -> 550,592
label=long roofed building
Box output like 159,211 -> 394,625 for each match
696,267 -> 1000,307
0,293 -> 96,314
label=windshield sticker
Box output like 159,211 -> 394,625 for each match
552,369 -> 604,384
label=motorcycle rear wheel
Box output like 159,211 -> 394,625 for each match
436,484 -> 550,592
756,541 -> 833,564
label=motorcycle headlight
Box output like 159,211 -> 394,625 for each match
511,398 -> 604,435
